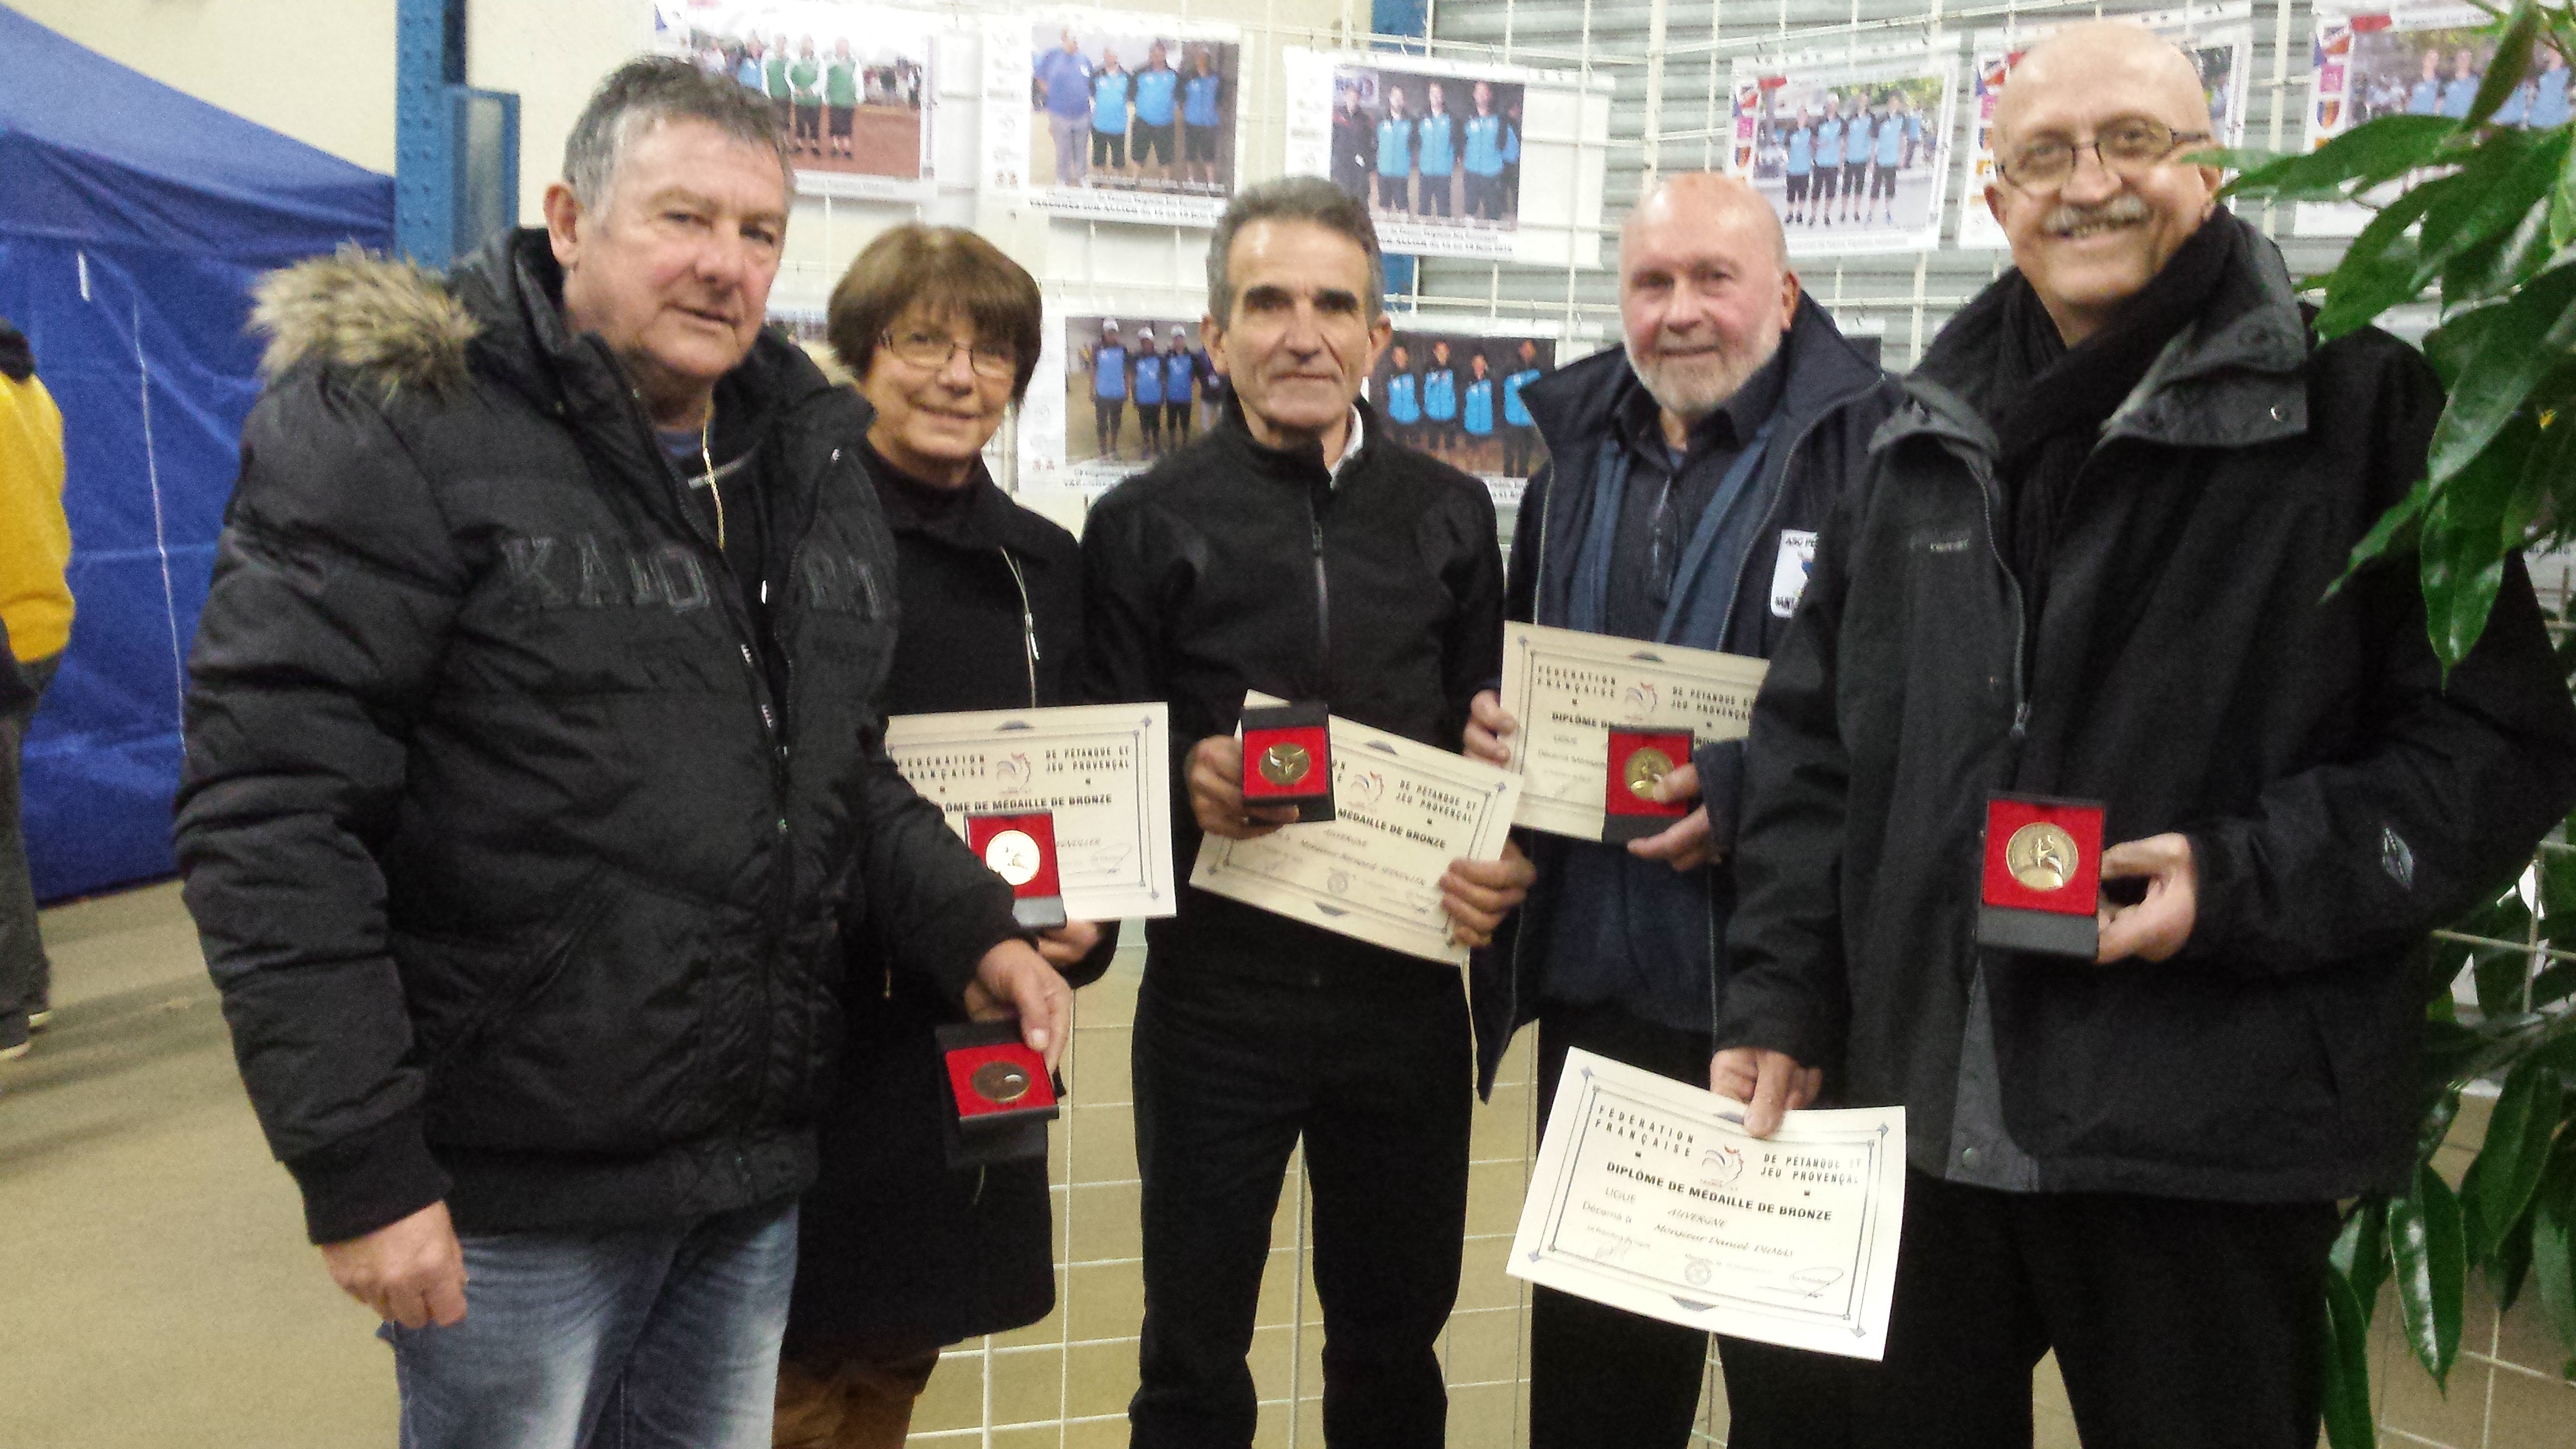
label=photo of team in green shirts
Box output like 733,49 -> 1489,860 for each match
1370,329 -> 1556,479
1329,64 -> 1526,230
1032,27 -> 1239,197
672,9 -> 932,183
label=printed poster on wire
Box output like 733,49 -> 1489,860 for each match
1728,37 -> 1962,258
988,10 -> 1244,227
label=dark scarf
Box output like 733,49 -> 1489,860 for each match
1989,214 -> 2237,618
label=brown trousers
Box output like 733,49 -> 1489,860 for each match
774,1344 -> 942,1449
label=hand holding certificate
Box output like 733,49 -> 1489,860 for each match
1497,623 -> 1770,842
884,703 -> 1178,921
1508,1050 -> 1907,1359
1189,696 -> 1523,966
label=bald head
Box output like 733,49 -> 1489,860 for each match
1626,172 -> 1788,270
1618,172 -> 1800,446
1994,22 -> 2212,149
1983,19 -> 2225,346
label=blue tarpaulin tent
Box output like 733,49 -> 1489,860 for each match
0,6 -> 394,900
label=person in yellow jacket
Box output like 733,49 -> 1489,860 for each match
0,316 -> 69,1063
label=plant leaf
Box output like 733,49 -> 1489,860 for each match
2321,1264 -> 2381,1449
2420,410 -> 2542,671
2476,1061 -> 2564,1249
2415,127 -> 2542,275
2217,115 -> 2462,204
2334,1198 -> 2395,1320
2389,1161 -> 2469,1388
2436,131 -> 2574,305
2466,1 -> 2545,127
2534,1144 -> 2576,1369
2550,125 -> 2576,250
2318,180 -> 2453,337
2424,263 -> 2576,489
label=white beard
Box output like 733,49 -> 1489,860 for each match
1624,328 -> 1783,428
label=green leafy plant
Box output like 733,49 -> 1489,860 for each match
2215,40 -> 2576,1437
2210,0 -> 2576,675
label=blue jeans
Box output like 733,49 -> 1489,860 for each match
383,1199 -> 799,1449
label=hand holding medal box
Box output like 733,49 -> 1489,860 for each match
1498,623 -> 1771,842
1974,794 -> 2105,959
1240,701 -> 1336,822
937,1020 -> 1062,1169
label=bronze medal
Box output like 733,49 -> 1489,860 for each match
1258,741 -> 1312,788
2004,821 -> 2081,892
971,1060 -> 1033,1106
1623,745 -> 1675,799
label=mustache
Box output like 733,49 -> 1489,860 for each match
2041,193 -> 2152,236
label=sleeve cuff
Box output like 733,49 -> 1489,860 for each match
899,874 -> 1027,1005
285,1103 -> 452,1246
1692,738 -> 1748,859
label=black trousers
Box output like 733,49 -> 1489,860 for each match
1838,1171 -> 2339,1449
1529,1001 -> 1854,1449
1129,964 -> 1472,1449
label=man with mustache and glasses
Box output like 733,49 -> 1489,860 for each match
173,60 -> 1068,1449
1083,175 -> 1531,1449
1458,171 -> 1896,1449
1712,23 -> 2576,1447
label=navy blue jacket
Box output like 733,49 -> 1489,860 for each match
1471,296 -> 1898,1096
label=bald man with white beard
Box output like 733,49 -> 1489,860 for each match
1712,24 -> 2576,1446
1462,172 -> 1898,1449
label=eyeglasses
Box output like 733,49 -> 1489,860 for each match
1995,118 -> 2212,189
880,329 -> 1018,380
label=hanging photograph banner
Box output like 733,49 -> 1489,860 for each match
658,2 -> 942,202
1018,310 -> 1221,502
1956,6 -> 2253,249
987,11 -> 1243,227
1727,37 -> 1963,258
1366,316 -> 1589,513
1284,49 -> 1610,266
2300,0 -> 2567,235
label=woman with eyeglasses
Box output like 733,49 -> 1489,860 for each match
775,225 -> 1114,1449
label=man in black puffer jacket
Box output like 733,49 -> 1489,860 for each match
1083,177 -> 1527,1449
173,61 -> 1063,1449
1714,26 -> 2576,1447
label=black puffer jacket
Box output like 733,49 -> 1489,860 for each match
1082,398 -> 1504,985
1719,217 -> 2576,1201
175,232 -> 1020,1244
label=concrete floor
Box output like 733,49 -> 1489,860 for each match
0,882 -> 398,1447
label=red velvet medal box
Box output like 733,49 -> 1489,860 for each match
1602,728 -> 1695,844
1240,701 -> 1335,822
1975,794 -> 2105,959
935,1020 -> 1060,1169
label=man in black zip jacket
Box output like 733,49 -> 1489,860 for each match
1460,173 -> 1898,1449
1082,176 -> 1530,1449
1714,27 -> 2576,1447
172,62 -> 1066,1449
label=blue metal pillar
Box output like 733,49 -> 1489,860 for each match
395,0 -> 467,263
1370,0 -> 1427,302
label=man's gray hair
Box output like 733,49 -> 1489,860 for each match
564,56 -> 795,207
1206,176 -> 1385,324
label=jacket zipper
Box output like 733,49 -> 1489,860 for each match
1001,549 -> 1042,710
1307,495 -> 1332,697
1961,443 -> 2031,743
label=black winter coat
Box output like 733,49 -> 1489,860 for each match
1471,298 -> 1900,1095
175,232 -> 1021,1244
1082,399 -> 1505,986
1719,218 -> 2576,1201
788,457 -> 1113,1357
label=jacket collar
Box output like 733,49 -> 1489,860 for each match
1214,393 -> 1384,487
1881,213 -> 2310,462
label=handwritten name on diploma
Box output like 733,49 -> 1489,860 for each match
1508,1050 -> 1907,1359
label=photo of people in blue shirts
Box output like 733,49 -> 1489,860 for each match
1329,64 -> 1527,233
1734,66 -> 1952,246
1370,329 -> 1559,479
1064,316 -> 1211,479
1027,26 -> 1239,200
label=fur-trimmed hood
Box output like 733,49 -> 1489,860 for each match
249,246 -> 481,392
